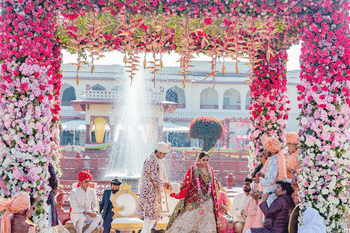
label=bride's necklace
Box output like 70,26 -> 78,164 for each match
194,162 -> 212,214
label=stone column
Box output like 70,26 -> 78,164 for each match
86,124 -> 91,143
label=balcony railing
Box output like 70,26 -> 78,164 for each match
200,104 -> 218,109
61,106 -> 85,116
223,105 -> 241,110
165,111 -> 250,118
84,90 -> 164,104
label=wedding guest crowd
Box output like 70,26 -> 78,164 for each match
1,132 -> 323,233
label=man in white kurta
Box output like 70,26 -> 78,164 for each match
69,170 -> 103,233
231,178 -> 252,233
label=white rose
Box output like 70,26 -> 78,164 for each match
322,188 -> 329,195
42,116 -> 48,123
305,140 -> 314,147
28,140 -> 35,146
24,114 -> 31,121
3,135 -> 9,141
301,117 -> 308,125
324,125 -> 330,132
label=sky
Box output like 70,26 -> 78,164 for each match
62,43 -> 302,71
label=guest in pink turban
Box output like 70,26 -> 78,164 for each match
0,192 -> 37,233
255,137 -> 287,207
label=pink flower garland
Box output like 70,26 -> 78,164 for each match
193,162 -> 212,215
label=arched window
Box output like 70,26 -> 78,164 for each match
165,86 -> 186,108
246,92 -> 251,110
61,84 -> 76,106
200,88 -> 218,109
223,88 -> 241,110
91,84 -> 106,91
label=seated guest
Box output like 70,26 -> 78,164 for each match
230,178 -> 252,233
100,178 -> 122,233
215,178 -> 230,232
247,180 -> 295,233
70,170 -> 103,233
298,208 -> 326,233
0,192 -> 37,233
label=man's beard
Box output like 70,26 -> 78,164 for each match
112,189 -> 119,194
244,188 -> 251,193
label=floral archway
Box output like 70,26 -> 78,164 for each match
0,0 -> 350,232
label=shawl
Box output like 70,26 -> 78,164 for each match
298,208 -> 327,233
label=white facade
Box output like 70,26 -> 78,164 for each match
60,62 -> 302,147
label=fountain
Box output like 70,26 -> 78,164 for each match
105,69 -> 157,192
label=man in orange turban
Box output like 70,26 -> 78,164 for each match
257,137 -> 287,206
69,170 -> 102,233
285,132 -> 300,204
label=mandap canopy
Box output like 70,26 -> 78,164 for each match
0,0 -> 350,231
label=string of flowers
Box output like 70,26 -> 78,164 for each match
297,2 -> 350,232
193,161 -> 212,215
0,0 -> 61,232
248,49 -> 290,169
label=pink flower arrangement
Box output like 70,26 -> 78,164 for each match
248,50 -> 290,169
0,0 -> 349,232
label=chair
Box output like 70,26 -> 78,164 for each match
110,183 -> 143,233
65,182 -> 103,233
288,204 -> 300,233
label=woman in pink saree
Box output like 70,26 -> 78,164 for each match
215,178 -> 232,233
242,148 -> 268,232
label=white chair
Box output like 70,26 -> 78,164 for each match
110,183 -> 143,233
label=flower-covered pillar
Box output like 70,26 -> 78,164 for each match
248,50 -> 290,168
0,0 -> 61,232
298,2 -> 350,231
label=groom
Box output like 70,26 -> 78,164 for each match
135,142 -> 179,233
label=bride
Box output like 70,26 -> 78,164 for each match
166,151 -> 219,233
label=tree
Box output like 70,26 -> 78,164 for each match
189,117 -> 224,151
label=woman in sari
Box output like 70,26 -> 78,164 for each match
215,178 -> 231,233
243,148 -> 267,232
167,151 -> 219,233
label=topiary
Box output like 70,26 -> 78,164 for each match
189,117 -> 224,151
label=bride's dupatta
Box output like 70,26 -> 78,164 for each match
168,164 -> 220,231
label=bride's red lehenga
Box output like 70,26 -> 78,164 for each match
166,164 -> 220,232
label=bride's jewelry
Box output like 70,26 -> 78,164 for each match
194,162 -> 212,215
